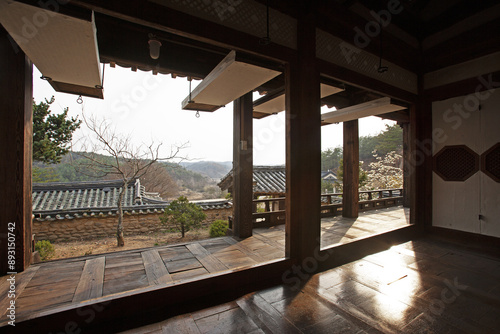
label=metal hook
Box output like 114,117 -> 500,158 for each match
77,95 -> 83,104
195,110 -> 200,118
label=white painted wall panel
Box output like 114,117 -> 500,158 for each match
433,89 -> 500,237
480,89 -> 500,237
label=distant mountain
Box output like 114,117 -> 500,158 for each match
180,161 -> 232,181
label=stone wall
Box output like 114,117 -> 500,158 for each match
33,208 -> 233,243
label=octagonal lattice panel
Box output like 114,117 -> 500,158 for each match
482,143 -> 500,182
433,145 -> 479,182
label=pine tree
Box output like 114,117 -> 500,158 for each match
33,97 -> 81,164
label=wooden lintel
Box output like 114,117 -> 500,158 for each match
253,111 -> 273,119
253,87 -> 285,108
377,110 -> 410,123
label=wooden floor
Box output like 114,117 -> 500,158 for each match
119,237 -> 500,334
0,207 -> 409,327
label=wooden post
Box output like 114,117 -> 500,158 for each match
233,92 -> 253,238
411,98 -> 432,230
0,27 -> 33,274
285,9 -> 321,259
343,120 -> 359,218
401,122 -> 411,207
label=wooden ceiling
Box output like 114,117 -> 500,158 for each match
254,0 -> 500,42
339,0 -> 499,40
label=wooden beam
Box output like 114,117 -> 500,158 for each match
377,110 -> 410,123
315,1 -> 419,72
318,60 -> 417,104
423,19 -> 500,73
233,92 -> 253,238
285,10 -> 321,259
322,97 -> 407,124
424,71 -> 500,102
69,0 -> 296,63
0,26 -> 33,275
95,14 -> 227,80
342,120 -> 359,218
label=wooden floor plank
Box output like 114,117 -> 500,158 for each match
171,267 -> 209,281
141,249 -> 173,286
165,258 -> 203,274
72,256 -> 106,302
236,293 -> 301,334
103,270 -> 148,296
0,265 -> 39,318
223,237 -> 265,263
186,243 -> 228,273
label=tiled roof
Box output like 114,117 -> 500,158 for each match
252,166 -> 286,194
218,166 -> 286,195
33,179 -> 231,221
190,199 -> 233,211
321,170 -> 337,180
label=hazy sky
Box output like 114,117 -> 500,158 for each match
33,65 -> 394,165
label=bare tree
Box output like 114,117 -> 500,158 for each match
77,115 -> 184,247
120,161 -> 179,200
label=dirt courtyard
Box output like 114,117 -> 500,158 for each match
48,228 -> 211,260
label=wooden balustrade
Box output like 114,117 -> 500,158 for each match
250,188 -> 403,228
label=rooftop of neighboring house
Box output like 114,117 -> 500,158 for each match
32,178 -> 231,221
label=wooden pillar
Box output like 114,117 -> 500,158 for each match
342,120 -> 359,218
232,92 -> 253,238
285,10 -> 321,259
401,122 -> 411,207
0,27 -> 33,274
411,98 -> 432,231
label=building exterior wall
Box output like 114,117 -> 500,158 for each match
33,208 -> 233,243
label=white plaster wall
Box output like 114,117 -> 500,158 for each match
479,89 -> 500,237
432,88 -> 500,237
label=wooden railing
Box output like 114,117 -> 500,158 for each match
249,188 -> 403,228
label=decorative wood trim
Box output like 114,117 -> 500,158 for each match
433,145 -> 480,182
